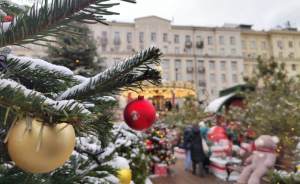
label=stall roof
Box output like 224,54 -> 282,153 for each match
205,93 -> 236,113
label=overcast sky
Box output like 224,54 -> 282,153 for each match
14,0 -> 300,30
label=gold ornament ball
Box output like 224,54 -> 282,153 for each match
118,168 -> 132,184
7,118 -> 76,173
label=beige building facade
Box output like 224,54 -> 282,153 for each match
88,16 -> 244,102
10,16 -> 300,102
242,27 -> 300,77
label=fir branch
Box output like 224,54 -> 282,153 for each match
0,78 -> 91,124
57,47 -> 162,100
5,55 -> 79,94
0,0 -> 136,47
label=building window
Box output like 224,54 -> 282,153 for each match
197,60 -> 205,73
230,36 -> 236,45
210,74 -> 216,83
175,47 -> 180,54
127,32 -> 132,44
208,36 -> 213,45
232,74 -> 238,83
163,46 -> 168,53
139,32 -> 144,43
185,35 -> 191,42
175,60 -> 182,81
261,41 -> 267,49
174,34 -> 180,43
186,60 -> 193,73
231,48 -> 237,55
162,59 -> 170,80
277,40 -> 284,49
163,33 -> 168,42
251,40 -> 256,49
209,60 -> 215,70
151,32 -> 157,42
289,41 -> 294,48
221,61 -> 226,71
198,60 -> 204,68
101,31 -> 107,39
278,52 -> 283,58
231,61 -> 237,71
196,35 -> 202,42
221,74 -> 227,83
292,64 -> 297,71
114,32 -> 121,45
289,52 -> 295,59
242,40 -> 246,49
219,36 -> 225,45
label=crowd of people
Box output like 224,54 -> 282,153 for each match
180,115 -> 256,178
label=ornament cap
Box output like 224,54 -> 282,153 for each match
138,96 -> 144,100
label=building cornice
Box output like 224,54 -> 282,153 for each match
101,51 -> 243,60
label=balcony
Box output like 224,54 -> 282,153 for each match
196,41 -> 204,49
185,40 -> 193,48
198,66 -> 205,73
186,67 -> 194,73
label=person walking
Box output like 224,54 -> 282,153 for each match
183,125 -> 193,171
190,124 -> 206,176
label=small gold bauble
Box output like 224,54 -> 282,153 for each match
7,118 -> 76,173
118,168 -> 132,184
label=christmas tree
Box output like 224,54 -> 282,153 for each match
145,124 -> 176,175
229,57 -> 300,171
46,23 -> 102,76
0,0 -> 162,183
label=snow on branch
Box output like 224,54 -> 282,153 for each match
0,0 -> 136,47
57,47 -> 162,100
0,78 -> 91,124
8,54 -> 74,75
5,55 -> 85,94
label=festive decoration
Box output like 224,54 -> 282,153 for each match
124,96 -> 156,131
145,124 -> 176,175
154,164 -> 168,176
118,168 -> 132,184
7,118 -> 76,173
237,135 -> 279,184
2,15 -> 13,22
145,139 -> 154,150
209,157 -> 241,181
208,126 -> 228,142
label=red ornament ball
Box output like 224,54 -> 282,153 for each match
124,96 -> 156,131
2,16 -> 13,22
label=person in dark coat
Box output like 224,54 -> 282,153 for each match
183,126 -> 193,171
190,125 -> 206,176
